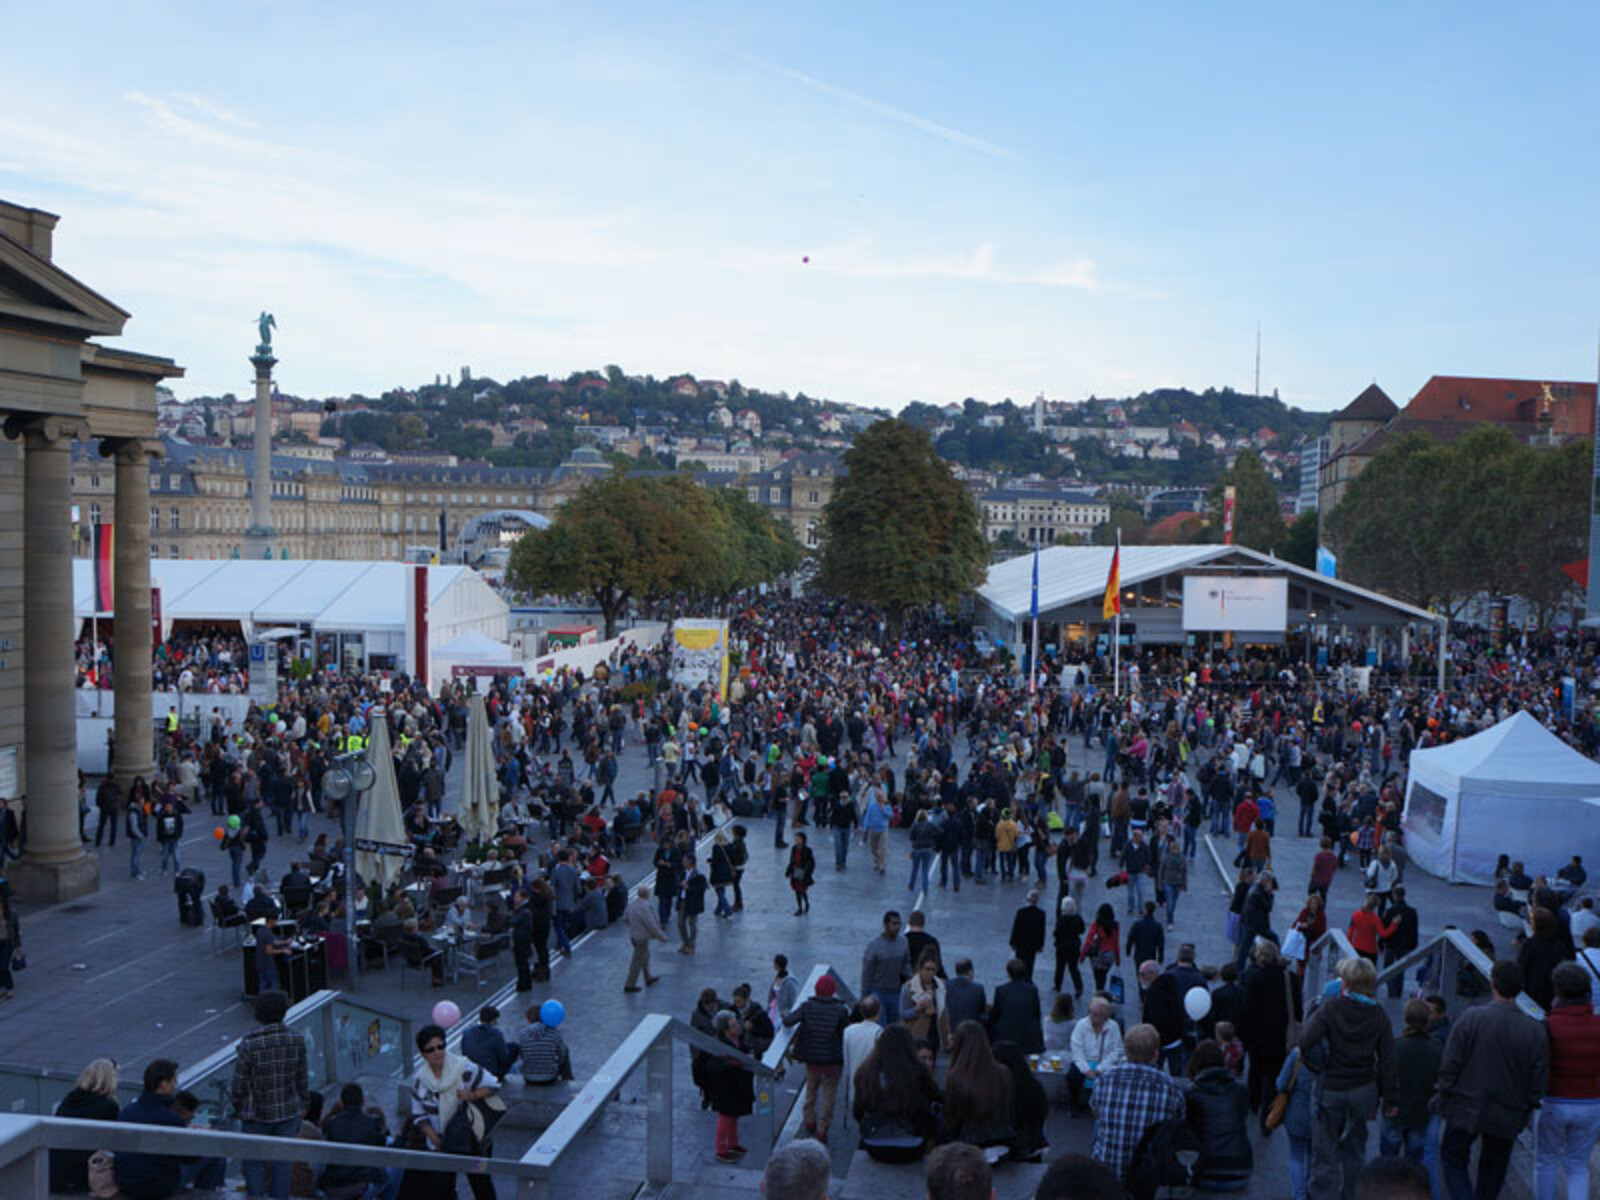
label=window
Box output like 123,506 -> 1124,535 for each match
804,520 -> 819,548
808,491 -> 820,504
769,487 -> 782,503
170,506 -> 180,531
150,504 -> 159,530
89,502 -> 101,526
151,475 -> 162,492
170,545 -> 180,559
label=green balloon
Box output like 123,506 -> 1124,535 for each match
226,815 -> 241,830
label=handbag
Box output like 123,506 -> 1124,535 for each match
11,950 -> 24,971
1264,1056 -> 1300,1133
1281,927 -> 1307,963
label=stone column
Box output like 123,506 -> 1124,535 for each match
108,438 -> 157,803
11,415 -> 97,899
247,350 -> 276,556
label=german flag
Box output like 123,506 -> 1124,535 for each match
91,524 -> 115,613
1101,541 -> 1121,621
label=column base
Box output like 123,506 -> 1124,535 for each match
8,852 -> 100,902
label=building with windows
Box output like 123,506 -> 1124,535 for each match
736,450 -> 841,549
978,486 -> 1109,546
70,438 -> 611,562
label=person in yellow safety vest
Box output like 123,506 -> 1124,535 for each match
166,709 -> 179,733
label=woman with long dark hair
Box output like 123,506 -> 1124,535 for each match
942,1020 -> 1015,1152
991,1040 -> 1049,1162
852,1024 -> 943,1162
787,832 -> 816,915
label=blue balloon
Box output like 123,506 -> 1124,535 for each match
540,999 -> 566,1028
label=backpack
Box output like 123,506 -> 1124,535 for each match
1125,1115 -> 1191,1200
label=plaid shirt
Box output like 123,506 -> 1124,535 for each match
1090,1061 -> 1186,1182
231,1022 -> 309,1123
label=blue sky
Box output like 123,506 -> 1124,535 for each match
3,3 -> 1598,411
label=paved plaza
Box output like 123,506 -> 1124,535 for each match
6,727 -> 1524,1198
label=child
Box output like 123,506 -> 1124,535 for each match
1355,818 -> 1376,870
1214,1021 -> 1245,1079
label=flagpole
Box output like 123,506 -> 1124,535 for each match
1113,528 -> 1122,698
1029,535 -> 1040,696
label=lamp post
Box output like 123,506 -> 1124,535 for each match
321,752 -> 377,987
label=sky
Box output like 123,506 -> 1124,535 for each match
4,3 -> 1599,412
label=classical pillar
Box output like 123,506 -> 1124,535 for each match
107,438 -> 158,802
246,345 -> 276,556
10,415 -> 97,899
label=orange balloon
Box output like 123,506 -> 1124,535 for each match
212,827 -> 226,840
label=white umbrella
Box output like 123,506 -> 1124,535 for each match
459,693 -> 499,845
356,712 -> 407,889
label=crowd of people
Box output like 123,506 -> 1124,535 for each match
34,592 -> 1600,1198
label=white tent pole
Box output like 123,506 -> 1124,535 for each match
1436,616 -> 1448,692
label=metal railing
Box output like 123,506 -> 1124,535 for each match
518,962 -> 853,1191
1303,926 -> 1545,1022
0,1112 -> 537,1199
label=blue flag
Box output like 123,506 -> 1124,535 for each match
1030,546 -> 1039,619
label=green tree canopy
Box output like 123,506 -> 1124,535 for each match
1326,426 -> 1591,621
1207,450 -> 1287,552
817,419 -> 988,623
506,471 -> 799,637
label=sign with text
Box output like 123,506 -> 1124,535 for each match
1182,575 -> 1288,632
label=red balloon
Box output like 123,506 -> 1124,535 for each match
212,827 -> 226,840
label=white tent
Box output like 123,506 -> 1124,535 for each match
1402,711 -> 1600,884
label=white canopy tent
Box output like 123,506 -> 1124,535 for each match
73,558 -> 509,654
1402,711 -> 1600,884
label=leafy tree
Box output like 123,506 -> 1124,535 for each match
1092,499 -> 1148,546
817,419 -> 988,627
506,473 -> 707,638
1282,510 -> 1318,570
1207,450 -> 1286,552
1326,432 -> 1457,610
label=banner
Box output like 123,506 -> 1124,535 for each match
1182,575 -> 1288,632
670,618 -> 730,701
151,586 -> 162,652
405,564 -> 430,691
1222,486 -> 1236,546
91,524 -> 115,613
1316,545 -> 1338,579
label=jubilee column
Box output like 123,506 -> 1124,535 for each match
245,311 -> 277,557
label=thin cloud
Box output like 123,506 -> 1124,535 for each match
738,53 -> 1018,161
791,238 -> 1097,290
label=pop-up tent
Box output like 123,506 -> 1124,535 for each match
1403,711 -> 1600,884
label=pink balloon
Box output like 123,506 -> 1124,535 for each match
432,1000 -> 462,1029
802,255 -> 810,263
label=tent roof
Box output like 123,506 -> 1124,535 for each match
75,558 -> 504,633
434,629 -> 516,663
976,543 -> 1438,626
1408,710 -> 1600,788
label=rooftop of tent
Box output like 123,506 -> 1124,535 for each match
975,543 -> 1438,629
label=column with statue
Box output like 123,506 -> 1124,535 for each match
245,311 -> 277,557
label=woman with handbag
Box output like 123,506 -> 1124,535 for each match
786,832 -> 816,915
1081,904 -> 1120,993
0,896 -> 20,1000
402,1023 -> 502,1200
899,953 -> 951,1061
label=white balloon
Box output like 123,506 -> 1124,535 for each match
1184,986 -> 1212,1021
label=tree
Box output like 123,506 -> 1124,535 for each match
1207,450 -> 1286,552
1092,499 -> 1148,546
506,473 -> 706,638
1281,510 -> 1318,570
817,419 -> 988,626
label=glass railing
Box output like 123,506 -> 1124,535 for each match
0,990 -> 412,1130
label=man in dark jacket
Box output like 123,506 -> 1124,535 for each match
1380,884 -> 1419,999
1139,960 -> 1188,1075
1126,900 -> 1166,968
319,1082 -> 391,1196
1009,891 -> 1047,979
1435,960 -> 1549,1200
945,958 -> 988,1029
987,958 -> 1044,1054
1297,956 -> 1400,1200
461,1005 -> 518,1078
511,890 -> 535,992
782,974 -> 851,1141
115,1059 -> 224,1200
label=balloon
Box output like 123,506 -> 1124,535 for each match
801,255 -> 810,263
226,815 -> 241,831
540,999 -> 566,1028
212,828 -> 226,841
1184,986 -> 1212,1021
432,1000 -> 462,1029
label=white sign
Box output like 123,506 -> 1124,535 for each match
1182,575 -> 1288,632
248,641 -> 278,707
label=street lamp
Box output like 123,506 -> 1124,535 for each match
322,753 -> 377,986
